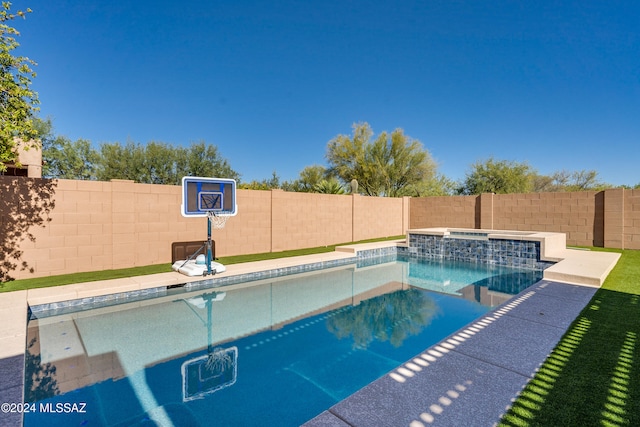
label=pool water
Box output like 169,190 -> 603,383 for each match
24,257 -> 542,426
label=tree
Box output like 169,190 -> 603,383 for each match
238,171 -> 281,190
530,172 -> 557,193
95,140 -> 239,184
44,137 -> 98,180
175,141 -> 240,183
96,141 -> 146,182
458,158 -> 534,195
0,2 -> 39,171
142,141 -> 179,184
401,173 -> 456,196
295,165 -> 327,192
564,170 -> 608,191
531,169 -> 610,192
326,123 -> 439,197
281,165 -> 336,193
35,118 -> 98,179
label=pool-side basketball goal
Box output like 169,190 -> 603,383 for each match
172,177 -> 237,276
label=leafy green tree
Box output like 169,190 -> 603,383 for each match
458,158 -> 534,195
295,165 -> 328,192
326,123 -> 439,197
401,173 -> 456,196
0,3 -> 39,171
44,137 -> 98,180
96,141 -> 145,182
531,169 -> 610,192
238,171 -> 282,190
530,172 -> 557,193
36,118 -> 98,179
563,169 -> 608,191
96,140 -> 239,184
143,141 -> 179,184
282,165 -> 336,193
175,141 -> 239,183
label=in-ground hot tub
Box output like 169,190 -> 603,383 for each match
401,227 -> 567,270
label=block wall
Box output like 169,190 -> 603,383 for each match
409,189 -> 638,250
492,191 -> 600,247
409,195 -> 477,229
3,176 -> 638,281
352,195 -> 408,242
625,189 -> 640,249
2,178 -> 407,280
270,190 -> 353,252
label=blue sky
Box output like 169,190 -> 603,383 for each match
15,1 -> 640,186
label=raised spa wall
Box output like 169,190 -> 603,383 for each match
399,228 -> 566,270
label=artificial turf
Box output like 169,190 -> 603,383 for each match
498,248 -> 640,427
0,235 -> 404,292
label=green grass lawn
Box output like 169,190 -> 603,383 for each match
499,248 -> 640,427
0,235 -> 404,293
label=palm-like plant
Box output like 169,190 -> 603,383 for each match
313,178 -> 346,194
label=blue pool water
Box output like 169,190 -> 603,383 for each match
24,256 -> 542,426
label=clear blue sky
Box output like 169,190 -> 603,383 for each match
15,1 -> 640,186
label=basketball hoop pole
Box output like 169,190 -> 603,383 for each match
205,213 -> 214,276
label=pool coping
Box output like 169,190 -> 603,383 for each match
303,279 -> 599,427
0,240 -> 621,426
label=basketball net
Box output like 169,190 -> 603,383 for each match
207,211 -> 230,229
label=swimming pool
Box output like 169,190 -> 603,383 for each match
24,256 -> 543,426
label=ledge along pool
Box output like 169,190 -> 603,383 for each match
24,255 -> 544,426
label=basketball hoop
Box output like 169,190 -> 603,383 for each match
173,177 -> 237,277
207,211 -> 230,229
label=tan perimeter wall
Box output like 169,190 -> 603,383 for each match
624,189 -> 640,249
410,195 -> 478,229
2,177 -> 638,281
409,189 -> 640,250
1,178 -> 408,280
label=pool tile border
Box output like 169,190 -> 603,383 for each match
30,246 -> 409,317
29,254 -> 370,318
404,233 -> 556,270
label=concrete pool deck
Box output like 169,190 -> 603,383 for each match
0,242 -> 621,427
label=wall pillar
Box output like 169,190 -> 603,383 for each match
352,194 -> 357,242
402,196 -> 411,234
479,193 -> 494,229
270,189 -> 282,252
604,188 -> 625,249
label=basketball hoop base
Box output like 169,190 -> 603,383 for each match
172,259 -> 227,276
